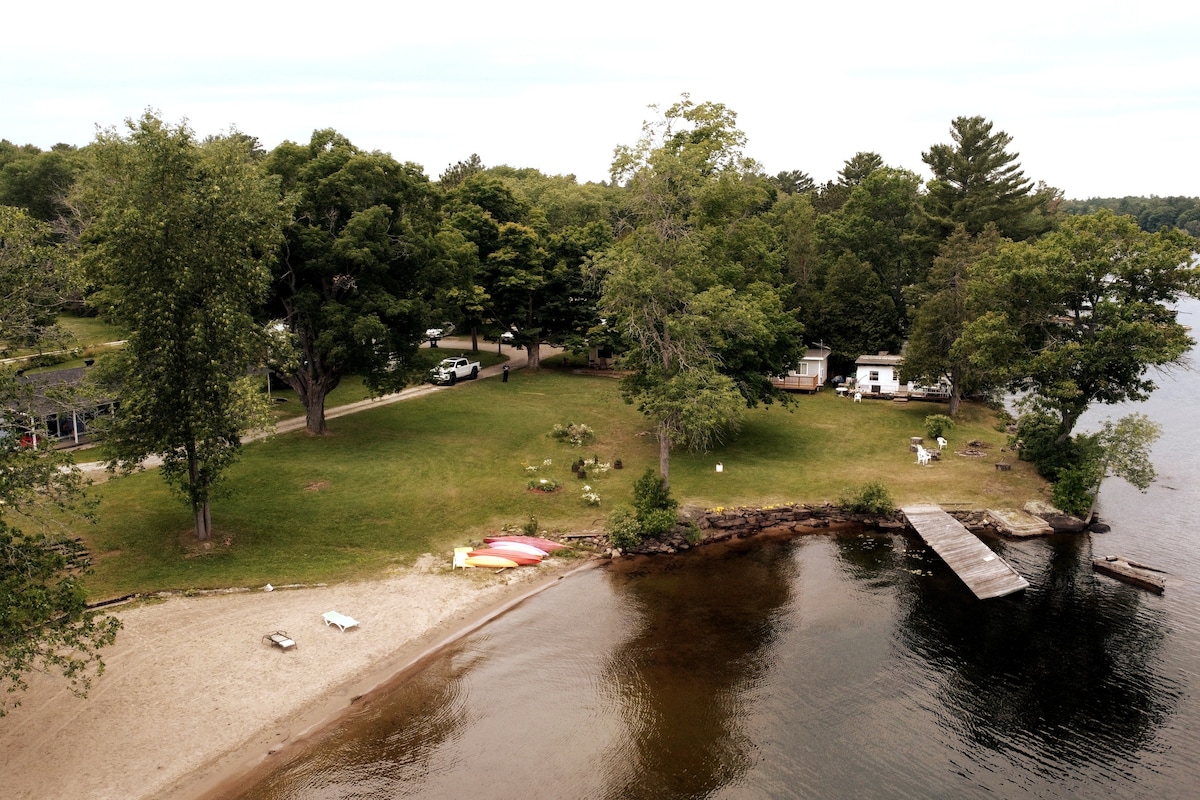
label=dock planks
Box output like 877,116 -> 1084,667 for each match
902,504 -> 1029,600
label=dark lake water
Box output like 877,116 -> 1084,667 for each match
236,299 -> 1200,800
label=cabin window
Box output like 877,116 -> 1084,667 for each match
797,363 -> 810,376
868,370 -> 880,381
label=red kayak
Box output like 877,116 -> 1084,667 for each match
484,535 -> 570,553
467,548 -> 542,566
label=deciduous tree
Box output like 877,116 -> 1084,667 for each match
963,209 -> 1198,443
0,206 -> 78,351
80,113 -> 284,540
903,224 -> 1004,415
598,97 -> 802,484
263,130 -> 440,434
1,205 -> 119,716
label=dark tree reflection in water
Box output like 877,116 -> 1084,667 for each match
600,541 -> 797,800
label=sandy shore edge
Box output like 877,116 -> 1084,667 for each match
0,555 -> 599,800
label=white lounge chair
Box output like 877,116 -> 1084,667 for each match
263,631 -> 296,650
916,446 -> 931,465
452,546 -> 471,569
322,611 -> 359,631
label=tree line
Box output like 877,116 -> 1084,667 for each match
2,101 -> 1197,710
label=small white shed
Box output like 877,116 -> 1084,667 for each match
854,352 -> 907,396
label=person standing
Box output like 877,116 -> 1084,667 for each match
502,364 -> 510,383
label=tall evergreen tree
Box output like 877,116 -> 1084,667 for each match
922,116 -> 1058,241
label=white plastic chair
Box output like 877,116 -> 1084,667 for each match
916,446 -> 931,465
452,547 -> 471,569
853,391 -> 862,403
937,436 -> 947,449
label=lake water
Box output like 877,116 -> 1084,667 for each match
235,299 -> 1200,800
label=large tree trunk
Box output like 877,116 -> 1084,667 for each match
192,504 -> 208,541
286,369 -> 337,435
948,366 -> 962,417
188,449 -> 211,541
526,334 -> 542,370
304,391 -> 328,436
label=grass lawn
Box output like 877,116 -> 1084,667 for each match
72,367 -> 1046,600
2,314 -> 127,366
56,314 -> 128,347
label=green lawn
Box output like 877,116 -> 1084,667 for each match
56,314 -> 128,347
2,313 -> 127,366
72,367 -> 1046,600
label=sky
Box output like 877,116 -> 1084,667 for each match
4,1 -> 1198,199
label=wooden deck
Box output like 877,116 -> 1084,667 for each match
902,504 -> 1029,600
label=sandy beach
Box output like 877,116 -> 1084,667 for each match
0,555 -> 594,800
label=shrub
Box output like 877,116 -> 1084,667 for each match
632,468 -> 677,518
1049,433 -> 1104,517
1051,465 -> 1098,518
839,481 -> 896,515
924,414 -> 955,440
606,505 -> 642,551
605,469 -> 681,548
1013,411 -> 1075,480
640,507 -> 679,538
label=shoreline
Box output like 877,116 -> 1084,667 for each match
0,554 -> 598,800
184,558 -> 602,800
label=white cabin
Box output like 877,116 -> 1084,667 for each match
771,345 -> 831,392
854,352 -> 907,397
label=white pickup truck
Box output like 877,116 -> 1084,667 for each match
429,356 -> 480,385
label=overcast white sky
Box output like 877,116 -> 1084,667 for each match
4,1 -> 1197,198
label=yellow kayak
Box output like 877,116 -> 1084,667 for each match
465,554 -> 520,569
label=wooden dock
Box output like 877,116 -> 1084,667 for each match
902,504 -> 1029,599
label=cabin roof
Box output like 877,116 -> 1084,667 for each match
855,352 -> 904,367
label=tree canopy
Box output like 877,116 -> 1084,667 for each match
79,113 -> 285,540
263,130 -> 441,434
598,97 -> 802,484
963,209 -> 1198,443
